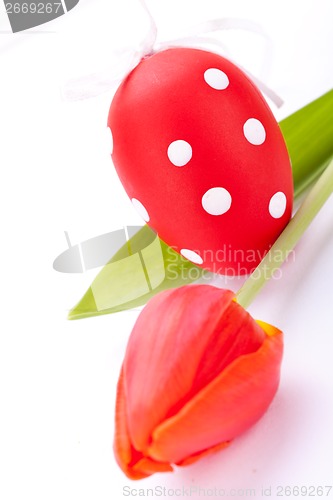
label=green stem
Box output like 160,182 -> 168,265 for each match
236,156 -> 333,309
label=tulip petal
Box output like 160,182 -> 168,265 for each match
132,458 -> 173,475
113,369 -> 150,480
176,441 -> 230,467
123,285 -> 266,454
123,285 -> 233,452
189,300 -> 265,399
148,325 -> 283,464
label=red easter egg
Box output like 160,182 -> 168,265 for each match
108,48 -> 293,275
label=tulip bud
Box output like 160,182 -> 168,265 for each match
114,284 -> 283,479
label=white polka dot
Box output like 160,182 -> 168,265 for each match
243,118 -> 266,145
131,198 -> 150,222
167,140 -> 192,167
180,249 -> 203,265
202,187 -> 232,216
204,68 -> 229,90
107,126 -> 113,155
269,192 -> 287,219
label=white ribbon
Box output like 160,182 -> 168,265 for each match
62,0 -> 283,108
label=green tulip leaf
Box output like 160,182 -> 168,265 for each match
68,225 -> 207,320
280,89 -> 333,198
68,90 -> 333,320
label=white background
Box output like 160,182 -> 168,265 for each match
0,1 -> 332,499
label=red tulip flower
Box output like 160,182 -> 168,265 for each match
114,284 -> 283,480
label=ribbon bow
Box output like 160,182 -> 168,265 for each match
62,0 -> 283,108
